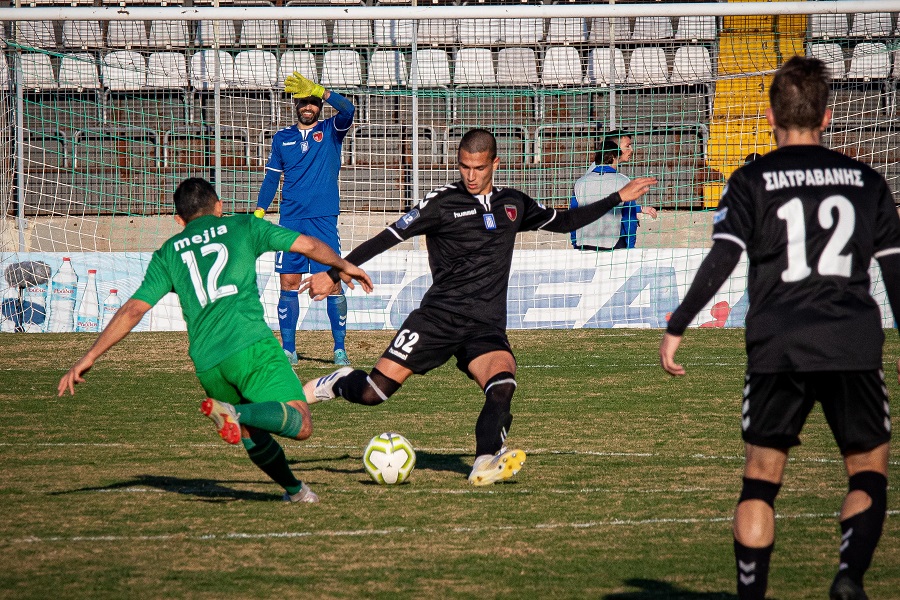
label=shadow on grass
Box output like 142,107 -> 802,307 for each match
50,474 -> 279,502
604,579 -> 738,599
415,450 -> 471,475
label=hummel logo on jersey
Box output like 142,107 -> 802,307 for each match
713,207 -> 728,224
313,131 -> 323,142
484,214 -> 497,230
282,141 -> 296,146
453,208 -> 477,219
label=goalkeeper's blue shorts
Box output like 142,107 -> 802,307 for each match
275,215 -> 341,274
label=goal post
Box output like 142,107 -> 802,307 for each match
1,1 -> 897,333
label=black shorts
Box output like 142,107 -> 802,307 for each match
380,308 -> 514,376
742,370 -> 891,454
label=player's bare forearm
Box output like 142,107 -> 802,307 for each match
58,298 -> 152,396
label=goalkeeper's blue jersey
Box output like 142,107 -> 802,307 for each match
264,110 -> 352,220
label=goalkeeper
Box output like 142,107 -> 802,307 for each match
255,72 -> 356,366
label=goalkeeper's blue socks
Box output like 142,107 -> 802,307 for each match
327,293 -> 347,351
278,290 -> 299,354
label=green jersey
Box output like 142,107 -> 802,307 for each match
132,214 -> 300,372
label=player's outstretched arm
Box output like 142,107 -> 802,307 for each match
617,177 -> 657,202
544,177 -> 657,234
58,298 -> 152,396
659,332 -> 686,376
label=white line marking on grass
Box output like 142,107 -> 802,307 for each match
10,511 -> 898,546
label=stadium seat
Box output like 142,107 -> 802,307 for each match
321,49 -> 363,87
58,53 -> 101,90
20,53 -> 56,91
453,47 -> 497,86
420,18 -> 458,45
233,50 -> 278,88
190,50 -> 235,90
239,20 -> 281,47
147,52 -> 190,88
62,21 -> 103,50
15,21 -> 56,49
500,18 -> 544,45
807,42 -> 847,79
374,19 -> 415,46
279,50 -> 318,83
541,46 -> 583,86
846,42 -> 890,80
586,47 -> 626,85
149,21 -> 192,49
368,50 -> 408,88
849,12 -> 892,38
588,18 -> 630,43
195,20 -> 238,47
674,16 -> 717,41
546,18 -> 587,44
497,47 -> 539,86
458,18 -> 501,46
626,47 -> 669,85
107,21 -> 149,49
102,50 -> 147,91
631,17 -> 674,41
671,46 -> 713,83
332,19 -> 372,46
415,49 -> 451,86
285,19 -> 329,46
809,13 -> 849,39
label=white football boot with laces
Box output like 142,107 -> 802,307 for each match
283,482 -> 319,503
303,367 -> 353,404
468,447 -> 526,486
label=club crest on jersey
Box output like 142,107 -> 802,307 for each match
484,214 -> 497,230
504,205 -> 517,221
396,209 -> 420,230
313,131 -> 323,143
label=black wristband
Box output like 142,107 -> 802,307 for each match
326,267 -> 341,283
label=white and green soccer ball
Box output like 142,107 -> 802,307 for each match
363,432 -> 416,485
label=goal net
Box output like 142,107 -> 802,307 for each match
1,2 -> 897,333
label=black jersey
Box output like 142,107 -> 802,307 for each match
385,181 -> 559,328
713,144 -> 900,372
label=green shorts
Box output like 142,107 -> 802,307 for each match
195,336 -> 306,406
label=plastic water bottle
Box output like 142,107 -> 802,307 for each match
101,289 -> 122,330
76,269 -> 100,333
22,278 -> 49,333
47,257 -> 78,333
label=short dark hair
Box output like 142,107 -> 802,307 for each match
594,131 -> 631,165
769,56 -> 830,130
458,128 -> 497,160
173,177 -> 219,221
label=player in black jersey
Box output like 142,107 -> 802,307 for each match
303,128 -> 655,486
660,57 -> 900,600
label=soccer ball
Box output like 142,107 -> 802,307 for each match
363,432 -> 416,485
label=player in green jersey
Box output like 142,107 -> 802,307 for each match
58,177 -> 372,503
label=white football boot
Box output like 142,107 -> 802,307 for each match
303,367 -> 353,404
468,447 -> 526,486
283,482 -> 319,503
199,398 -> 241,445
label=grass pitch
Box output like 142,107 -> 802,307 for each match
1,329 -> 898,599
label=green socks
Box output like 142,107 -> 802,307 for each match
238,402 -> 303,438
242,432 -> 301,493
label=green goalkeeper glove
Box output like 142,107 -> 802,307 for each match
284,71 -> 325,99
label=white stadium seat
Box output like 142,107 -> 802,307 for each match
586,48 -> 626,85
233,50 -> 278,88
546,18 -> 586,44
16,21 -> 56,49
541,46 -> 583,86
367,49 -> 408,87
332,20 -> 372,46
321,49 -> 363,87
374,19 -> 414,46
239,20 -> 281,47
58,53 -> 101,90
671,46 -> 713,84
588,18 -> 630,43
415,49 -> 451,87
674,16 -> 717,41
458,18 -> 501,46
195,20 -> 237,47
453,47 -> 496,86
21,53 -> 56,91
279,50 -> 318,84
810,13 -> 849,39
286,20 -> 328,46
626,47 -> 669,85
501,18 -> 543,45
849,12 -> 892,38
62,21 -> 103,50
147,52 -> 190,88
103,50 -> 147,91
190,50 -> 235,90
631,17 -> 673,41
846,42 -> 890,80
497,47 -> 539,86
107,21 -> 148,49
149,21 -> 192,49
420,19 -> 458,45
807,43 -> 846,79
